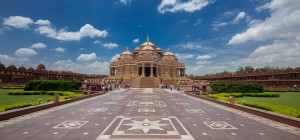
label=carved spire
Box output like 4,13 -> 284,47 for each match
146,34 -> 150,42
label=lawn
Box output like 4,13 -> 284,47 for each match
235,92 -> 300,110
0,89 -> 53,106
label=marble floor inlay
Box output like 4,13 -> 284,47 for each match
96,116 -> 194,140
203,121 -> 237,129
53,121 -> 88,129
138,107 -> 155,112
127,101 -> 167,107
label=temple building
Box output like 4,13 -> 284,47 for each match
108,36 -> 190,88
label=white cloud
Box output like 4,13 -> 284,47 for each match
133,38 -> 139,43
93,40 -> 101,45
0,54 -> 30,66
212,11 -> 248,31
193,18 -> 202,26
158,0 -> 214,14
176,42 -> 202,49
228,0 -> 300,45
3,16 -> 33,30
231,40 -> 300,68
196,60 -> 211,65
55,47 -> 65,53
53,60 -> 109,74
120,0 -> 131,5
15,48 -> 37,57
79,48 -> 86,51
77,53 -> 97,61
175,54 -> 193,59
196,54 -> 212,60
35,19 -> 51,26
186,65 -> 227,75
111,54 -> 120,62
103,43 -> 119,49
212,22 -> 228,31
232,11 -> 246,24
36,24 -> 108,41
30,43 -> 46,49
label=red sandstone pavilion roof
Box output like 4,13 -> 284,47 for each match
0,62 -> 108,78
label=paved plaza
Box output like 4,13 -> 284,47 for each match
0,88 -> 300,140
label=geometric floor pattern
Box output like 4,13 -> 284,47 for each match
53,121 -> 89,129
203,121 -> 237,129
97,116 -> 194,140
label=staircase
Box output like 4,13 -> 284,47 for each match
154,77 -> 161,87
140,77 -> 156,88
131,77 -> 141,88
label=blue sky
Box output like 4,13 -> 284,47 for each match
0,0 -> 299,75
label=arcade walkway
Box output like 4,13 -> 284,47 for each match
0,88 -> 299,140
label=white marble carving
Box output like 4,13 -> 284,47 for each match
138,107 -> 155,112
96,116 -> 194,140
203,121 -> 237,129
53,121 -> 88,129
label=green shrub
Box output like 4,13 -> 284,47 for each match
237,101 -> 273,111
219,93 -> 244,98
207,94 -> 230,101
244,92 -> 280,97
0,86 -> 24,89
8,90 -> 81,96
210,82 -> 263,93
0,102 -> 39,112
264,88 -> 300,92
236,101 -> 300,118
24,80 -> 81,91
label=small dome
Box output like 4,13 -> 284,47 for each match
121,47 -> 133,55
156,47 -> 162,50
27,67 -> 35,72
7,64 -> 17,71
36,64 -> 46,71
134,47 -> 140,50
286,67 -> 293,71
18,65 -> 26,71
0,62 -> 5,70
164,49 -> 174,56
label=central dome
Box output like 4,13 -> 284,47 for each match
140,35 -> 156,51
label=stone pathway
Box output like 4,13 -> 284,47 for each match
0,88 -> 299,140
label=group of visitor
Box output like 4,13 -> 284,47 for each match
170,84 -> 174,90
161,83 -> 175,91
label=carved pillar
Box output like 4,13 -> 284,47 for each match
150,63 -> 153,77
136,64 -> 139,76
109,68 -> 112,76
156,64 -> 158,77
142,63 -> 145,77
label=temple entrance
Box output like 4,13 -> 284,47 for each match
153,67 -> 157,77
139,67 -> 142,76
145,67 -> 151,77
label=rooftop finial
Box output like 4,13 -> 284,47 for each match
166,48 -> 170,52
146,34 -> 150,42
126,47 -> 128,51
